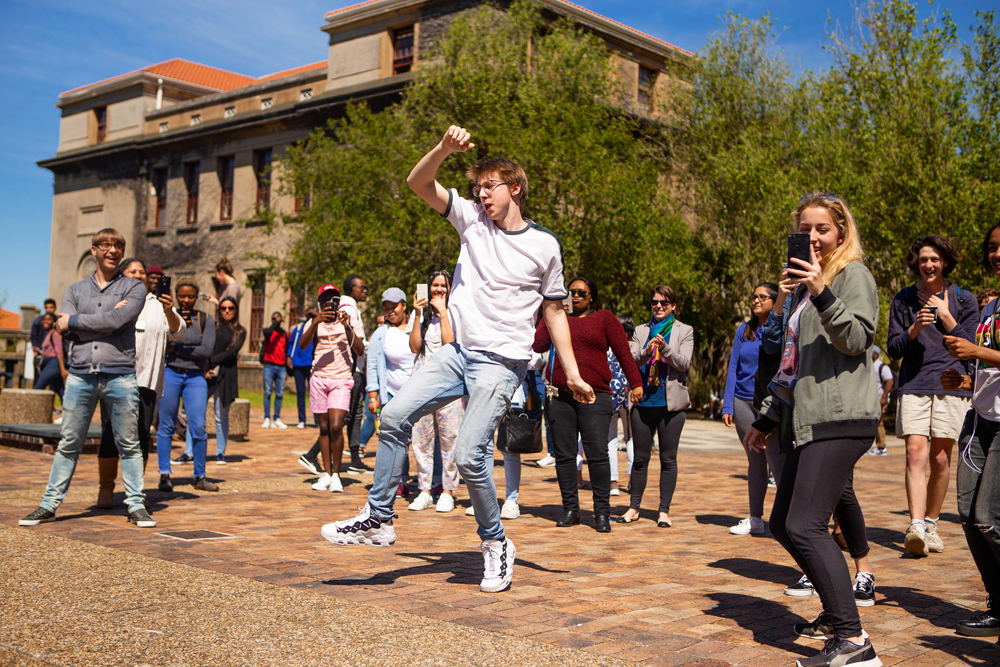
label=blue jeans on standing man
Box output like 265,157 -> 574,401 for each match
40,373 -> 145,513
368,343 -> 526,541
157,367 -> 208,478
262,363 -> 286,421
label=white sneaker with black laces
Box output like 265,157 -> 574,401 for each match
854,572 -> 876,607
321,504 -> 395,547
480,537 -> 515,593
785,574 -> 816,597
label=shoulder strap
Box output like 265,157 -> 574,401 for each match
197,310 -> 206,334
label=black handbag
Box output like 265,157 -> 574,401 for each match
497,370 -> 543,454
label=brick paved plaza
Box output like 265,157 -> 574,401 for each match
2,414 -> 998,666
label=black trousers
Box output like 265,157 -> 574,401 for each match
345,369 -> 366,457
629,405 -> 685,513
956,410 -> 1000,613
98,386 -> 157,461
834,473 -> 870,560
770,436 -> 871,638
549,390 -> 614,515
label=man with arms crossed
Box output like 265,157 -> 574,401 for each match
323,126 -> 594,593
19,228 -> 153,528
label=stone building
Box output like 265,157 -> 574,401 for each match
38,0 -> 692,360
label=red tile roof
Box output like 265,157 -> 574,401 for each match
0,309 -> 20,330
324,0 -> 692,56
60,59 -> 257,98
257,60 -> 327,83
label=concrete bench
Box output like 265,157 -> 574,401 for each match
0,388 -> 55,424
205,398 -> 250,440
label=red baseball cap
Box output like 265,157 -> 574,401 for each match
317,284 -> 340,298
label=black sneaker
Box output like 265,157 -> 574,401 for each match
795,636 -> 881,667
128,508 -> 156,528
785,574 -> 816,597
348,461 -> 373,473
158,474 -> 173,492
794,612 -> 836,640
215,454 -> 226,465
298,454 -> 323,475
173,453 -> 192,464
19,507 -> 55,526
956,610 -> 1000,637
768,472 -> 777,488
193,476 -> 219,492
854,572 -> 876,607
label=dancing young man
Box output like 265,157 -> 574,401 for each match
322,125 -> 594,593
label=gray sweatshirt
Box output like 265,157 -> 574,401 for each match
62,272 -> 147,375
165,311 -> 216,373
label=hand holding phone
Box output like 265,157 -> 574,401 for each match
787,233 -> 811,269
416,283 -> 429,302
155,276 -> 172,298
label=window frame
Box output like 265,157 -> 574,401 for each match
637,65 -> 655,112
152,167 -> 168,228
248,272 -> 267,353
94,106 -> 107,144
254,148 -> 273,214
218,155 -> 235,221
184,161 -> 200,225
392,26 -> 415,75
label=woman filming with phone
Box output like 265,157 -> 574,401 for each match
407,270 -> 464,513
299,285 -> 365,494
743,192 -> 881,667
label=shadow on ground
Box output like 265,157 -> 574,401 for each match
708,557 -> 802,587
321,550 -> 569,587
703,592 -> 810,656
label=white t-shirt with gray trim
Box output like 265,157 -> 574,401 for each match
443,189 -> 567,361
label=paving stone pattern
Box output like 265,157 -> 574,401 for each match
1,415 -> 998,666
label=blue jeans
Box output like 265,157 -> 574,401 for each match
368,343 -> 526,541
157,367 -> 208,478
359,400 -> 376,447
292,366 -> 311,424
262,363 -> 285,420
33,356 -> 64,398
40,373 -> 144,512
184,385 -> 230,457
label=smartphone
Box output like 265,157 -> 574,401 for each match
787,233 -> 811,268
923,305 -> 938,324
155,276 -> 172,298
199,292 -> 209,300
416,283 -> 429,302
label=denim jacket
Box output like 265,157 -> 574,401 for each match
366,312 -> 417,404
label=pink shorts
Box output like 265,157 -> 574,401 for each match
309,375 -> 354,414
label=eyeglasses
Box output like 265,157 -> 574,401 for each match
355,285 -> 369,292
569,289 -> 590,297
94,242 -> 124,252
749,294 -> 773,303
472,179 -> 508,198
651,299 -> 673,307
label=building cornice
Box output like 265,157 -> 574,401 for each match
56,72 -> 220,109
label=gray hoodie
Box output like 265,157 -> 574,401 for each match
62,272 -> 147,375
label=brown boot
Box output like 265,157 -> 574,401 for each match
96,457 -> 118,509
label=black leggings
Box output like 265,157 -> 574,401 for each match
629,405 -> 685,513
834,473 -> 870,560
549,390 -> 614,515
98,386 -> 157,461
770,437 -> 871,638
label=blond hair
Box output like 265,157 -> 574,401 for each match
466,158 -> 528,207
793,192 -> 866,284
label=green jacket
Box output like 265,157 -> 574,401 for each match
759,261 -> 880,445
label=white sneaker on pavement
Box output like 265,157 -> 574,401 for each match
297,422 -> 306,429
729,517 -> 765,535
321,504 -> 396,546
312,473 -> 332,491
480,537 -> 515,592
272,419 -> 288,430
408,491 -> 434,511
465,505 -> 476,516
536,454 -> 556,467
328,474 -> 343,493
261,418 -> 271,429
435,493 -> 455,513
500,498 -> 520,520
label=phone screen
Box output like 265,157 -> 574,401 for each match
787,233 -> 811,267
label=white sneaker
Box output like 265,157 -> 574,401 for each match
480,537 -> 515,592
272,419 -> 288,430
297,422 -> 306,430
465,505 -> 476,516
408,491 -> 434,511
435,493 -> 455,513
328,474 -> 343,493
500,498 -> 520,520
610,485 -> 620,496
312,473 -> 332,491
730,517 -> 765,535
536,454 -> 556,467
321,503 -> 396,547
261,418 -> 271,429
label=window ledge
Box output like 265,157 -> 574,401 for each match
145,228 -> 166,237
245,219 -> 267,228
177,226 -> 198,235
211,222 -> 233,231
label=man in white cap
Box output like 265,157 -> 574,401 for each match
322,125 -> 594,594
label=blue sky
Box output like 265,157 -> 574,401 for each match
0,0 -> 993,310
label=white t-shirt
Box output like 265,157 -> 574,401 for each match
383,326 -> 416,394
444,189 -> 567,361
973,299 -> 1000,420
873,359 -> 893,401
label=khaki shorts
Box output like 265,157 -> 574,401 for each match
896,393 -> 970,441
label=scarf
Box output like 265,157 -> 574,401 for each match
641,315 -> 674,390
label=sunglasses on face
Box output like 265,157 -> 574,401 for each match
569,289 -> 590,297
651,299 -> 672,307
220,306 -> 235,312
749,294 -> 773,303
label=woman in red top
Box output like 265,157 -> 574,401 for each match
533,277 -> 642,532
